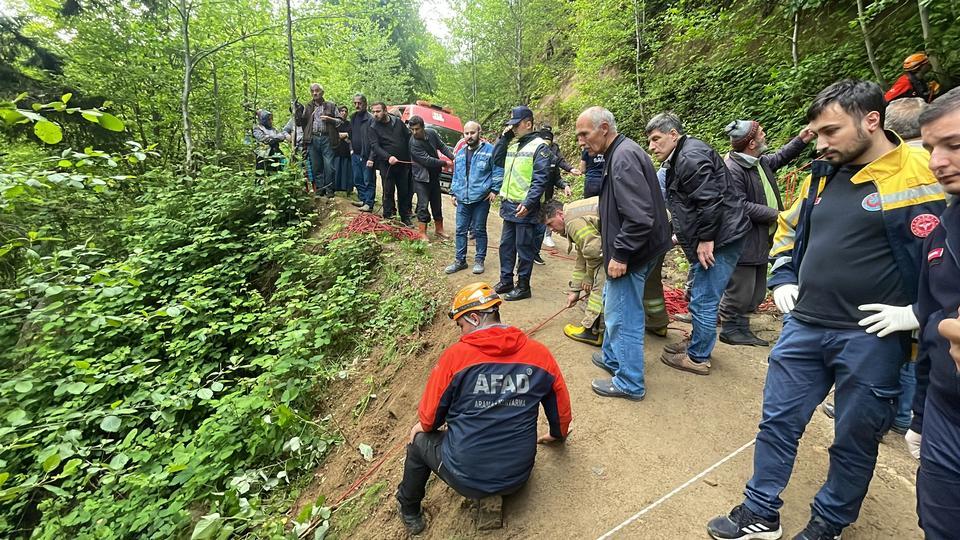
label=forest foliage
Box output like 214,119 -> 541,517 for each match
1,0 -> 958,537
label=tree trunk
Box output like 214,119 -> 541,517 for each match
791,10 -> 799,68
918,0 -> 950,86
132,102 -> 149,147
471,47 -> 478,120
856,0 -> 886,86
632,0 -> 643,97
509,0 -> 524,103
177,0 -> 194,172
212,62 -> 222,159
285,0 -> 297,159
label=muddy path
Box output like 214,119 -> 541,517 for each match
301,195 -> 922,539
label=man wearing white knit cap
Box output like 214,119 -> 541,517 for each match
718,120 -> 814,347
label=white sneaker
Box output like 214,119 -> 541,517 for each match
543,235 -> 556,248
358,204 -> 371,212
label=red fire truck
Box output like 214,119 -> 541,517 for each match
388,101 -> 464,192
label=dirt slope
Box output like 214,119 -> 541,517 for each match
299,195 -> 922,540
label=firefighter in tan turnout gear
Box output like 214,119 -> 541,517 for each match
540,197 -> 669,347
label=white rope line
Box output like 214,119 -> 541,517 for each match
596,438 -> 757,540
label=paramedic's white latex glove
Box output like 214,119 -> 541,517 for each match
905,429 -> 921,460
773,284 -> 799,314
857,304 -> 919,337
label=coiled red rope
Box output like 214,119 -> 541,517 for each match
663,285 -> 688,316
331,212 -> 423,241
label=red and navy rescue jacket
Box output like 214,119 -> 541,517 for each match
418,325 -> 572,494
912,203 -> 960,434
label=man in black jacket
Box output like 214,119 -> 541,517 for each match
409,115 -> 454,240
350,94 -> 375,212
369,102 -> 414,225
576,106 -> 671,401
907,87 -> 960,539
718,121 -> 814,346
646,112 -> 750,375
536,127 -> 578,262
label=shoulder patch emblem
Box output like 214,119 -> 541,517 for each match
911,214 -> 940,238
861,192 -> 881,212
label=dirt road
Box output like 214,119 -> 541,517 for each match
310,195 -> 922,539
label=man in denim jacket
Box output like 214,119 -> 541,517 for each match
445,121 -> 503,275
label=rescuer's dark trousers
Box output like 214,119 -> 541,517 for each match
396,431 -> 493,514
498,220 -> 536,284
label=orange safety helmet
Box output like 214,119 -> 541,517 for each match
903,52 -> 929,72
448,282 -> 502,320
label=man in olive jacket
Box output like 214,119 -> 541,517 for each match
646,112 -> 750,376
576,106 -> 671,401
718,121 -> 814,346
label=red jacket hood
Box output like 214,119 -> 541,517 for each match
459,325 -> 528,356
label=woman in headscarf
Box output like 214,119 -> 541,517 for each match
253,109 -> 289,172
332,105 -> 354,194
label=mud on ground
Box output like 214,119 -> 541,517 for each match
296,195 -> 922,539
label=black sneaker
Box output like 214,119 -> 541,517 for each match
397,503 -> 426,535
792,516 -> 841,540
493,280 -> 514,294
533,254 -> 545,265
707,504 -> 782,540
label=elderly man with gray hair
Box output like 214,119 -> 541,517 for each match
575,106 -> 671,401
296,83 -> 339,197
886,97 -> 927,147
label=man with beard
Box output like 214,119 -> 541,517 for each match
718,121 -> 814,346
350,94 -> 376,212
707,79 -> 945,540
906,87 -> 960,539
445,121 -> 502,275
368,101 -> 414,225
409,115 -> 454,240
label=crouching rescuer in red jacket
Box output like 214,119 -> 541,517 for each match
395,282 -> 572,535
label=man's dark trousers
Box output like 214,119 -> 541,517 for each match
499,220 -> 536,284
352,154 -> 376,208
719,264 -> 767,326
396,431 -> 508,514
916,397 -> 960,539
414,168 -> 444,224
743,316 -> 906,529
380,163 -> 413,221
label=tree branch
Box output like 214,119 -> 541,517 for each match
188,15 -> 351,74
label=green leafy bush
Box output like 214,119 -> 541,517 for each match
0,162 -> 429,538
